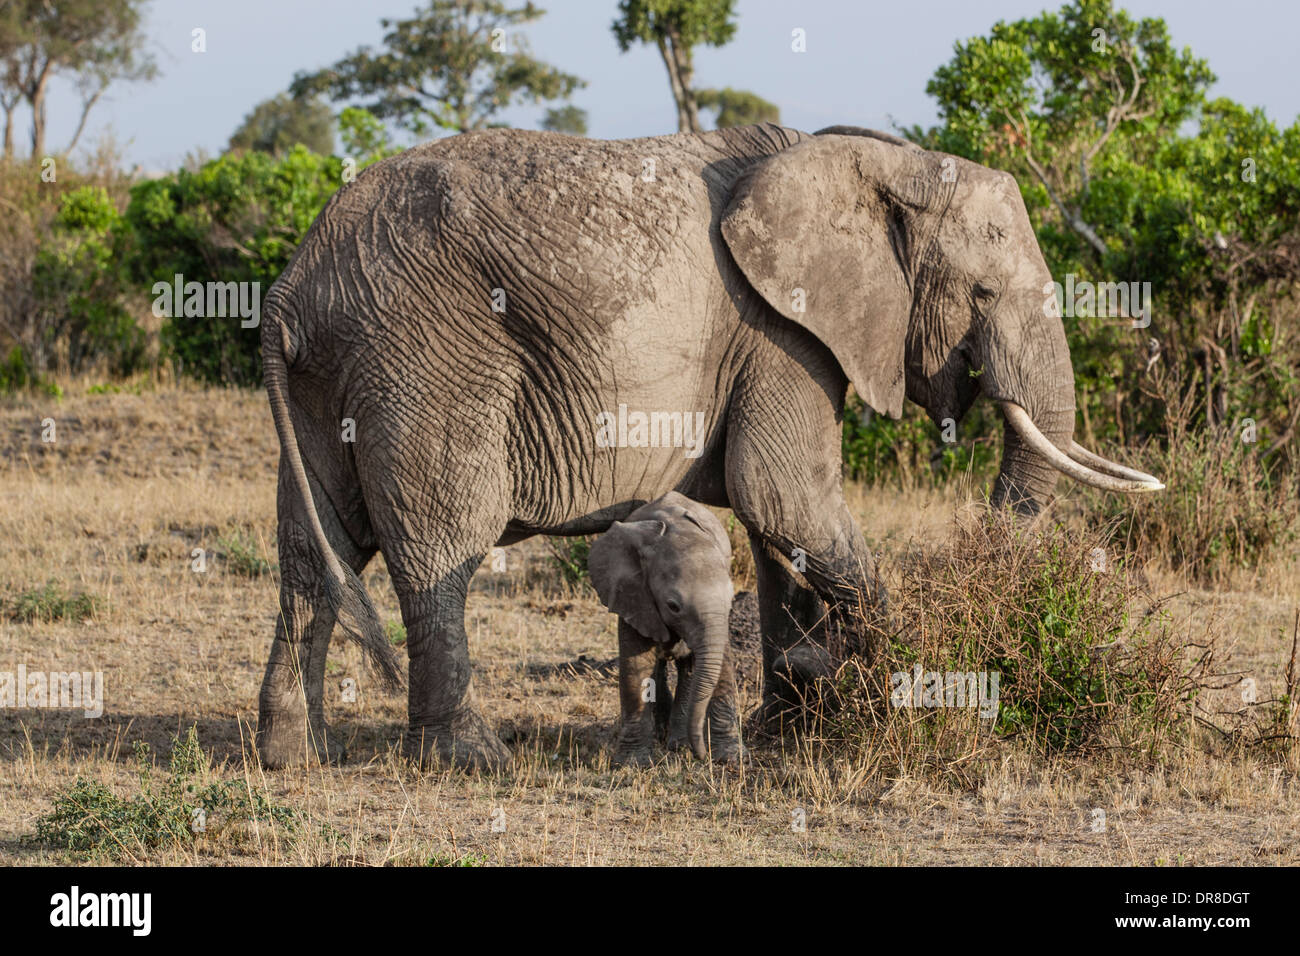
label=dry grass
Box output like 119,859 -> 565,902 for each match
2,383 -> 1298,865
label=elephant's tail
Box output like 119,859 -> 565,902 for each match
262,303 -> 404,691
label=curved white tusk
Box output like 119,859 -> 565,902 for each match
999,402 -> 1165,493
1067,441 -> 1163,485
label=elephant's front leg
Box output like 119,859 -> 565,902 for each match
614,620 -> 659,767
747,506 -> 886,725
726,368 -> 888,728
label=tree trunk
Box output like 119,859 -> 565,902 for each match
30,69 -> 49,158
655,30 -> 700,133
666,26 -> 699,133
2,105 -> 13,159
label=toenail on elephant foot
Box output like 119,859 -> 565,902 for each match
404,712 -> 511,771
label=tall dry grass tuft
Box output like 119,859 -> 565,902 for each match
1085,372 -> 1300,588
791,514 -> 1234,786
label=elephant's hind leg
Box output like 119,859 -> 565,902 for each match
257,465 -> 374,769
393,551 -> 511,771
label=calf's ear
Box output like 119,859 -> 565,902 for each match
588,521 -> 671,645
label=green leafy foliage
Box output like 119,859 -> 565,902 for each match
0,346 -> 59,396
216,530 -> 275,578
229,93 -> 336,156
11,582 -> 101,623
821,517 -> 1199,765
612,0 -> 738,132
909,0 -> 1300,480
611,0 -> 737,52
546,535 -> 592,588
33,727 -> 296,860
291,1 -> 584,135
338,106 -> 403,166
32,186 -> 144,375
696,87 -> 778,128
841,393 -> 1000,489
540,104 -> 588,135
126,146 -> 345,384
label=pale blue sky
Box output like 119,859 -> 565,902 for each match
33,0 -> 1300,172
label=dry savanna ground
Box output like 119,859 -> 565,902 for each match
1,382 -> 1298,866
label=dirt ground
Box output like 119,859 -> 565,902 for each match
1,384 -> 1297,865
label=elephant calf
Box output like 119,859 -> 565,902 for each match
588,493 -> 742,766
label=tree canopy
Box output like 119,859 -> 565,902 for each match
0,0 -> 157,158
696,87 -> 778,128
909,0 -> 1300,465
290,0 -> 583,136
612,0 -> 736,132
229,94 -> 335,156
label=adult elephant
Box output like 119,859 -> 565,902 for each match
255,123 -> 1162,770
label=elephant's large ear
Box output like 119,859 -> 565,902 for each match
589,521 -> 672,645
721,135 -> 937,418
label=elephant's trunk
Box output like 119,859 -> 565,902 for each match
685,614 -> 729,760
984,295 -> 1163,514
985,295 -> 1079,515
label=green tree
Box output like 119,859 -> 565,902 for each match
612,0 -> 737,133
337,106 -> 403,165
696,86 -> 778,128
32,185 -> 143,375
229,93 -> 335,156
0,0 -> 157,157
290,1 -> 584,136
910,0 -> 1300,470
540,104 -> 587,135
126,147 -> 345,384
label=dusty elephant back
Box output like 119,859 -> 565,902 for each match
288,125 -> 810,339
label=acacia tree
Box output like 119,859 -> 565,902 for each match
612,0 -> 736,133
0,0 -> 156,158
290,0 -> 583,136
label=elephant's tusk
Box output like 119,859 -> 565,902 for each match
999,402 -> 1165,493
1067,441 -> 1163,485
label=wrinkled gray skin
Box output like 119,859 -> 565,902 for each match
588,492 -> 740,766
256,123 -> 1078,771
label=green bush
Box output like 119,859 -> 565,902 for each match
545,536 -> 593,588
216,530 -> 275,578
0,346 -> 60,397
815,516 -> 1200,768
11,583 -> 101,623
31,186 -> 144,376
841,393 -> 1000,488
1085,403 -> 1300,586
126,146 -> 346,384
33,727 -> 296,860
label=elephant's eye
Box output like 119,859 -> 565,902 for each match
664,597 -> 683,615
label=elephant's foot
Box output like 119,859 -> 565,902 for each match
664,727 -> 743,764
404,709 -> 511,771
612,746 -> 655,768
256,709 -> 345,768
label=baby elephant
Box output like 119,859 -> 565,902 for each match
589,492 -> 742,767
